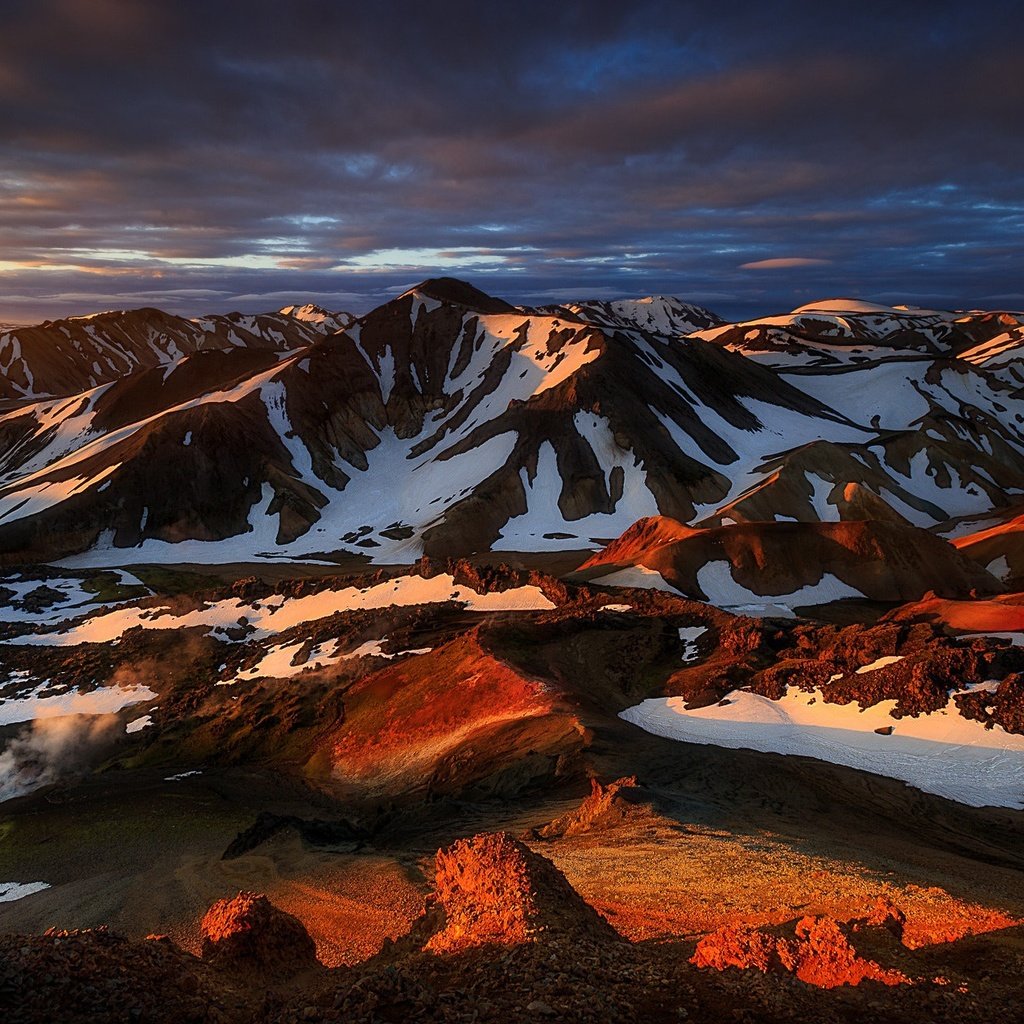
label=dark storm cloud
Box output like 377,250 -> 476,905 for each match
0,0 -> 1021,322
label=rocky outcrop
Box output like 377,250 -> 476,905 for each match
409,832 -> 619,953
200,891 -> 319,975
534,775 -> 651,838
692,914 -> 911,989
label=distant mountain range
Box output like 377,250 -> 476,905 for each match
0,303 -> 355,404
1,278 -> 1022,591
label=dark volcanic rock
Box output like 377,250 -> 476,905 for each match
221,812 -> 368,860
0,927 -> 230,1024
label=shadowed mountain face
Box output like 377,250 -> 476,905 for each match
0,304 -> 355,406
0,280 -> 1022,567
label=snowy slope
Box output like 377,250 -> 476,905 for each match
621,684 -> 1024,808
541,296 -> 723,336
1,280 -> 1023,566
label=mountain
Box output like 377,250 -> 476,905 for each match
1,278 -> 1022,567
276,303 -> 356,334
538,295 -> 723,335
578,515 -> 1003,612
0,303 -> 354,405
691,299 -> 1024,369
7,284 -> 1024,1024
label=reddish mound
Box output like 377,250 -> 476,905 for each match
200,891 -> 319,975
882,592 -> 1024,633
692,915 -> 911,989
579,516 -> 697,567
321,633 -> 586,799
582,516 -> 1002,603
417,832 -> 619,953
953,507 -> 1024,586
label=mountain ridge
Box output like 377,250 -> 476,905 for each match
1,278 -> 1022,573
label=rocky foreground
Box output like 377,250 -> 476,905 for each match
3,828 -> 1023,1024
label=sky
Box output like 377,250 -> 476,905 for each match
1,0 -> 1022,324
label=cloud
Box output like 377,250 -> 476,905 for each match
740,258 -> 834,270
0,1 -> 1021,322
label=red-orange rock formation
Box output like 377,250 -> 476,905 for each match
416,831 -> 619,953
200,891 -> 319,974
535,775 -> 648,838
692,914 -> 911,989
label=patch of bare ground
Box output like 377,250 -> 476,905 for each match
536,816 -> 1019,948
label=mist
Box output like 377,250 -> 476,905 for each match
0,713 -> 123,803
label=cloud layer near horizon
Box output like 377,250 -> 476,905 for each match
1,0 -> 1022,322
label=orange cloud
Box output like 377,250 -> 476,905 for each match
740,257 -> 833,270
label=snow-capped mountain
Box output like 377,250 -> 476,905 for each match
692,299 -> 1024,369
538,295 -> 723,336
1,277 -> 1022,568
277,303 -> 356,334
0,304 -> 354,405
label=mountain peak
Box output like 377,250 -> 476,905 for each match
278,302 -> 332,318
277,303 -> 355,330
543,295 -> 722,335
406,277 -> 518,315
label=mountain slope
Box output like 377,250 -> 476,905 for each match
1,281 -> 1023,567
0,304 -> 354,405
539,295 -> 723,335
579,516 -> 1003,609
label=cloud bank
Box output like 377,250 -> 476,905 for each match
0,0 -> 1022,321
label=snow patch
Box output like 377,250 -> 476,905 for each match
678,625 -> 707,662
9,573 -> 555,648
856,655 -> 905,674
0,881 -> 51,903
0,682 -> 158,725
621,686 -> 1024,808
